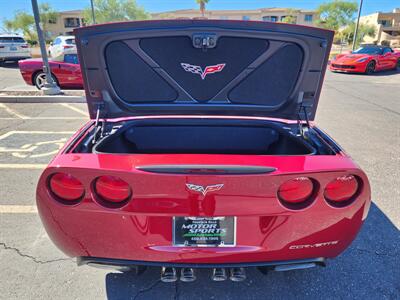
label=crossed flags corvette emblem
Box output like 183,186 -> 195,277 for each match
186,183 -> 224,196
181,63 -> 226,80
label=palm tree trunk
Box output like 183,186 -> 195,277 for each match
200,2 -> 205,17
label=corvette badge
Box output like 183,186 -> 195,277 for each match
181,63 -> 226,80
186,183 -> 224,196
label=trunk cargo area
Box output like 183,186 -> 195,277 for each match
92,119 -> 316,155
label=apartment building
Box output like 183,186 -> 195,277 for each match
360,8 -> 400,46
152,7 -> 317,26
42,7 -> 317,39
46,10 -> 85,37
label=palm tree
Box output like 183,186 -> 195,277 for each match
196,0 -> 210,17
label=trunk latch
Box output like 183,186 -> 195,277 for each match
192,33 -> 217,50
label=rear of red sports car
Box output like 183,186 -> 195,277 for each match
36,20 -> 371,282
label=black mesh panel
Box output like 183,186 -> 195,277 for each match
105,41 -> 178,102
228,44 -> 303,106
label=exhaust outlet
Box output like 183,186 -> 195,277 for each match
211,268 -> 227,281
180,268 -> 196,282
229,267 -> 246,282
274,262 -> 316,272
161,267 -> 178,282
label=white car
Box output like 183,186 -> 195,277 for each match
48,35 -> 76,58
0,34 -> 31,63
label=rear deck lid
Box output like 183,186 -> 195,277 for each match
74,20 -> 333,121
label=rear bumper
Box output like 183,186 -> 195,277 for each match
0,55 -> 31,62
37,172 -> 370,265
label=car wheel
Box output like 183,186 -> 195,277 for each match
34,72 -> 57,90
365,61 -> 375,74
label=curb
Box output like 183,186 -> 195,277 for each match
0,95 -> 85,103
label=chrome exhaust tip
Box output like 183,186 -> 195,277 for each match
229,267 -> 246,282
211,268 -> 227,281
161,267 -> 178,283
180,268 -> 196,282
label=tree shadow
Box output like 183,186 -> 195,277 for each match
104,203 -> 399,299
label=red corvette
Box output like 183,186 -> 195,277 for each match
18,53 -> 83,89
330,45 -> 400,74
36,20 -> 371,282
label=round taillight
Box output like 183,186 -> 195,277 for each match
95,176 -> 131,204
324,175 -> 359,203
49,173 -> 85,202
278,177 -> 314,204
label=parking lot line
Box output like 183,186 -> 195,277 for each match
0,103 -> 29,119
0,164 -> 46,169
0,117 -> 86,120
0,130 -> 75,141
59,103 -> 87,116
0,205 -> 37,214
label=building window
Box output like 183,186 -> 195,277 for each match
304,14 -> 313,22
280,16 -> 286,21
64,18 -> 80,28
242,16 -> 250,21
378,20 -> 389,27
48,18 -> 57,24
270,16 -> 278,22
262,16 -> 270,21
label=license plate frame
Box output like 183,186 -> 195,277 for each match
173,216 -> 236,247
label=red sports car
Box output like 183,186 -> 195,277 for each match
36,20 -> 371,282
18,53 -> 83,89
330,45 -> 400,74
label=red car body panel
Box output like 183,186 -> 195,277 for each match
330,49 -> 400,73
18,58 -> 83,89
35,20 -> 371,270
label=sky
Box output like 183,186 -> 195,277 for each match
0,0 -> 398,22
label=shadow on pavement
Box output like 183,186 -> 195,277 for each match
0,61 -> 20,69
105,203 -> 399,300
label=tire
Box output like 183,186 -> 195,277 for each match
365,61 -> 375,75
33,72 -> 57,90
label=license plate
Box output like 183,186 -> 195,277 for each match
10,46 -> 17,51
173,217 -> 236,247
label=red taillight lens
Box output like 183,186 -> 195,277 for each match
49,173 -> 84,202
278,177 -> 314,204
63,45 -> 73,49
95,176 -> 131,203
324,175 -> 359,202
21,44 -> 28,48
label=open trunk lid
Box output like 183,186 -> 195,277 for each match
74,20 -> 333,121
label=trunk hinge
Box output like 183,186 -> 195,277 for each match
92,103 -> 105,144
297,91 -> 312,136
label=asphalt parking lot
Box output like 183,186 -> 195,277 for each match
0,70 -> 399,299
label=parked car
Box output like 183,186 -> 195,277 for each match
36,20 -> 371,283
48,35 -> 76,58
330,45 -> 400,74
18,53 -> 82,89
0,34 -> 31,63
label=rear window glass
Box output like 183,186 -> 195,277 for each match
0,37 -> 26,43
65,39 -> 76,45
